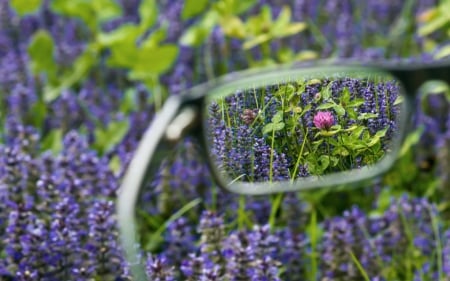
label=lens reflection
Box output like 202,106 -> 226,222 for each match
205,73 -> 404,184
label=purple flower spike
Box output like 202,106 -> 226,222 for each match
313,111 -> 335,130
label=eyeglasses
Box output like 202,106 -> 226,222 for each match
117,59 -> 450,280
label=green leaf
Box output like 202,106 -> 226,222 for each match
344,125 -> 358,132
399,127 -> 424,157
276,84 -> 296,100
347,98 -> 365,108
334,104 -> 346,116
139,0 -> 157,30
28,30 -> 57,77
120,88 -> 138,114
340,87 -> 351,104
329,156 -> 339,166
367,128 -> 388,147
132,44 -> 179,75
182,0 -> 209,20
316,102 -> 335,110
307,79 -> 321,86
92,0 -> 122,23
333,146 -> 349,156
294,50 -> 319,61
28,100 -> 48,129
109,155 -> 122,174
277,47 -> 294,63
277,22 -> 307,37
95,120 -> 130,153
263,121 -> 284,134
234,0 -> 257,14
394,95 -> 404,105
11,0 -> 42,16
321,83 -> 332,100
272,5 -> 291,30
346,108 -> 358,120
350,126 -> 365,139
273,122 -> 285,131
435,44 -> 450,59
263,123 -> 275,134
272,6 -> 307,38
41,129 -> 63,155
243,34 -> 271,50
271,111 -> 283,124
180,11 -> 219,46
418,9 -> 450,36
219,15 -> 246,38
97,24 -> 141,47
44,48 -> 97,102
50,0 -> 120,30
357,113 -> 379,120
106,42 -> 138,69
317,128 -> 341,137
142,28 -> 168,49
317,155 -> 330,172
292,106 -> 302,113
299,104 -> 312,118
373,127 -> 388,138
51,0 -> 96,30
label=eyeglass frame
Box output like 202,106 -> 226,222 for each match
117,59 -> 450,280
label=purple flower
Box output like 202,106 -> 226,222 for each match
223,231 -> 255,281
85,199 -> 129,279
163,217 -> 195,266
276,229 -> 307,280
181,253 -> 215,281
198,211 -> 226,267
145,254 -> 175,281
313,111 -> 335,130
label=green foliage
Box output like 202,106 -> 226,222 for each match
93,120 -> 130,154
383,127 -> 425,188
179,0 -> 257,47
41,129 -> 64,154
214,0 -> 257,16
435,44 -> 450,59
180,11 -> 219,47
28,30 -> 57,80
44,47 -> 98,102
26,0 -> 178,103
182,0 -> 209,20
120,89 -> 139,114
263,111 -> 285,134
242,5 -> 307,50
11,0 -> 43,16
139,0 -> 158,31
50,0 -> 122,32
417,0 -> 450,58
418,0 -> 450,37
28,99 -> 48,129
96,0 -> 178,80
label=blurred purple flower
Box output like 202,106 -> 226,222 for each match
146,254 -> 175,281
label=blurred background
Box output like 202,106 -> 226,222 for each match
0,0 -> 449,280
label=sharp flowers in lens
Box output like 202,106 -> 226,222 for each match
313,111 -> 335,131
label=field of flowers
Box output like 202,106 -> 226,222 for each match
0,0 -> 449,280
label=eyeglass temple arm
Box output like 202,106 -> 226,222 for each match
390,64 -> 450,95
117,96 -> 183,280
